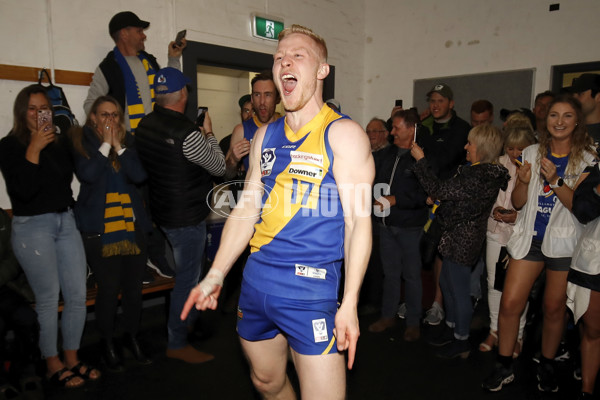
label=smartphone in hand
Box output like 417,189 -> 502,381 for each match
395,99 -> 403,108
196,106 -> 208,127
514,155 -> 523,167
37,109 -> 52,132
173,29 -> 186,48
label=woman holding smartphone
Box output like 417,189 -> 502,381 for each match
483,94 -> 597,393
410,124 -> 509,359
0,84 -> 99,388
71,96 -> 152,371
480,126 -> 536,356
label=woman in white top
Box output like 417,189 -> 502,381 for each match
480,126 -> 536,356
483,94 -> 596,393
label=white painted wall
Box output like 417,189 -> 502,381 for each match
364,0 -> 600,122
197,66 -> 253,140
0,0 -> 365,208
1,0 -> 599,209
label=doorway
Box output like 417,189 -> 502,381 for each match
182,40 -> 336,140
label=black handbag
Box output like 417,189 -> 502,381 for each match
420,217 -> 442,269
493,247 -> 510,291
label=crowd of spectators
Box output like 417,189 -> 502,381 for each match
366,77 -> 599,399
0,9 -> 599,400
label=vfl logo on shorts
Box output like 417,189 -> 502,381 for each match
295,264 -> 327,280
312,318 -> 328,343
261,148 -> 276,176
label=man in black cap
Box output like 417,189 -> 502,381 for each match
85,11 -> 186,280
419,83 -> 471,180
84,11 -> 186,132
136,67 -> 225,364
417,83 -> 471,327
570,73 -> 600,144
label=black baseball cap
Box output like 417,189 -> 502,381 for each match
238,94 -> 251,109
566,73 -> 600,94
426,83 -> 454,101
109,11 -> 150,36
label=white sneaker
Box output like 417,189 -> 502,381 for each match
423,302 -> 444,326
397,303 -> 407,319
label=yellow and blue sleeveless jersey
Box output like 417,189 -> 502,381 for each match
244,105 -> 348,300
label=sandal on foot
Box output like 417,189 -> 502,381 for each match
479,330 -> 498,352
47,368 -> 84,389
20,376 -> 44,400
70,362 -> 101,381
0,383 -> 21,399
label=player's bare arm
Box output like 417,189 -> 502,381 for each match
329,118 -> 374,369
181,126 -> 267,319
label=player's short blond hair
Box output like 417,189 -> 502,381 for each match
278,24 -> 328,62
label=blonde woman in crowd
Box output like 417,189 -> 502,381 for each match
483,94 -> 597,393
480,126 -> 536,356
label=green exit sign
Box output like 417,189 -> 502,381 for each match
252,14 -> 284,41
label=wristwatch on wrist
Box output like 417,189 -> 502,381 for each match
549,177 -> 564,189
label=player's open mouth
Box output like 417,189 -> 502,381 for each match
282,74 -> 297,95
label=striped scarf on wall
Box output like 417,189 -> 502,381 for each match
113,46 -> 156,132
102,171 -> 140,257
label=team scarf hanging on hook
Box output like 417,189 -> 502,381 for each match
113,47 -> 156,132
102,170 -> 140,257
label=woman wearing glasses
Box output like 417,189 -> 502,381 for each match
0,85 -> 99,388
71,96 -> 152,371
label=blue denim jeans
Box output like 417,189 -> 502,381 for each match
470,257 -> 484,299
378,224 -> 423,326
162,221 -> 206,349
440,259 -> 472,339
11,210 -> 87,358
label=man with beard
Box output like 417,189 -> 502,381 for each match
224,71 -> 281,179
182,25 -> 373,399
84,11 -> 185,132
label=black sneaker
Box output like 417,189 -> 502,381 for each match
482,362 -> 514,392
574,366 -> 582,381
147,258 -> 175,278
436,338 -> 470,359
427,324 -> 454,347
537,362 -> 558,393
554,341 -> 570,362
532,346 -> 571,364
578,393 -> 594,399
142,267 -> 155,285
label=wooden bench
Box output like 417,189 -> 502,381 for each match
58,274 -> 176,312
3,209 -> 175,311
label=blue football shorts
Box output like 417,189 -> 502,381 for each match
236,279 -> 339,355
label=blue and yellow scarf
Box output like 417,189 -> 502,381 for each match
102,170 -> 140,257
113,47 -> 156,132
